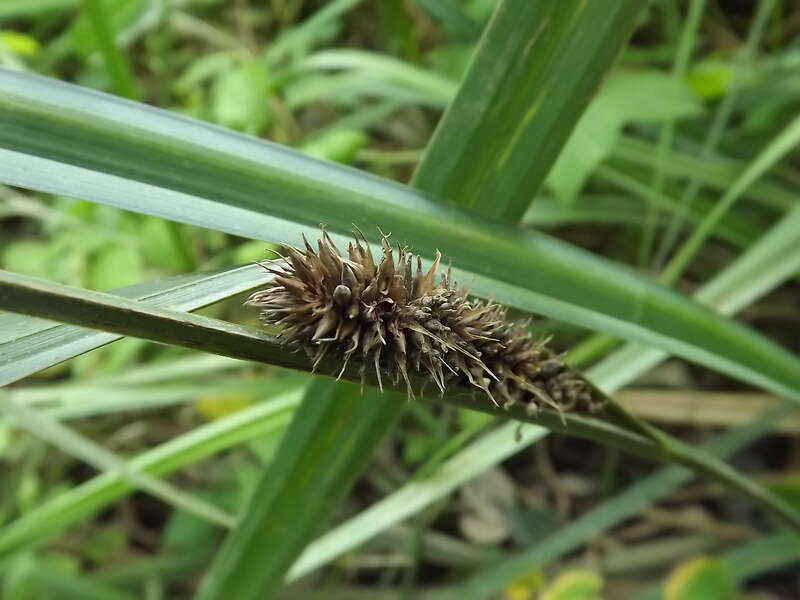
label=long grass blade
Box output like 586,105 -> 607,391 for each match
449,403 -> 795,599
81,0 -> 140,99
0,266 -> 265,386
413,0 -> 646,220
660,111 -> 800,284
2,70 -> 799,406
1,269 -> 798,532
653,0 -> 776,267
639,0 -> 706,265
196,383 -> 403,600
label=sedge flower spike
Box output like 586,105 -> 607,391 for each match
247,230 -> 602,415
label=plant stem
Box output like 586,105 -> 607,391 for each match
82,0 -> 140,99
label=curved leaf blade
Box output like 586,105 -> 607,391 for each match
0,266 -> 265,385
0,70 -> 799,404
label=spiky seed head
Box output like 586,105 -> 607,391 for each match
247,230 -> 602,415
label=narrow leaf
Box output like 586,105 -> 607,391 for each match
0,393 -> 235,528
196,383 -> 402,600
1,69 -> 798,406
0,265 -> 265,386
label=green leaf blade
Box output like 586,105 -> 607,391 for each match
0,266 -> 265,386
413,0 -> 647,219
196,382 -> 403,600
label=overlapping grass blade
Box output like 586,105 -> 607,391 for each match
288,424 -> 550,581
611,136 -> 795,211
262,0 -> 365,66
197,382 -> 403,600
413,0 -> 646,220
594,204 -> 800,393
286,205 -> 800,579
568,101 -> 800,365
660,111 -> 800,283
592,166 -> 757,248
0,202 -> 797,575
10,376 -> 296,420
450,403 -> 794,599
28,566 -> 135,600
297,49 -> 457,106
1,267 -> 258,529
2,69 -> 800,404
0,389 -> 303,556
82,0 -> 140,99
0,392 -> 235,528
653,0 -> 776,267
639,0 -> 707,264
635,531 -> 800,600
723,532 -> 800,585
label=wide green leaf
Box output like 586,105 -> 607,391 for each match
1,69 -> 799,407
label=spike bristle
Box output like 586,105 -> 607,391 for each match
247,231 -> 602,414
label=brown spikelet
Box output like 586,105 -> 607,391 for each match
247,230 -> 604,415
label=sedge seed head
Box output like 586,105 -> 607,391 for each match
247,230 -> 602,415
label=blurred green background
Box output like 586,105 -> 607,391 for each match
1,1 -> 799,598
